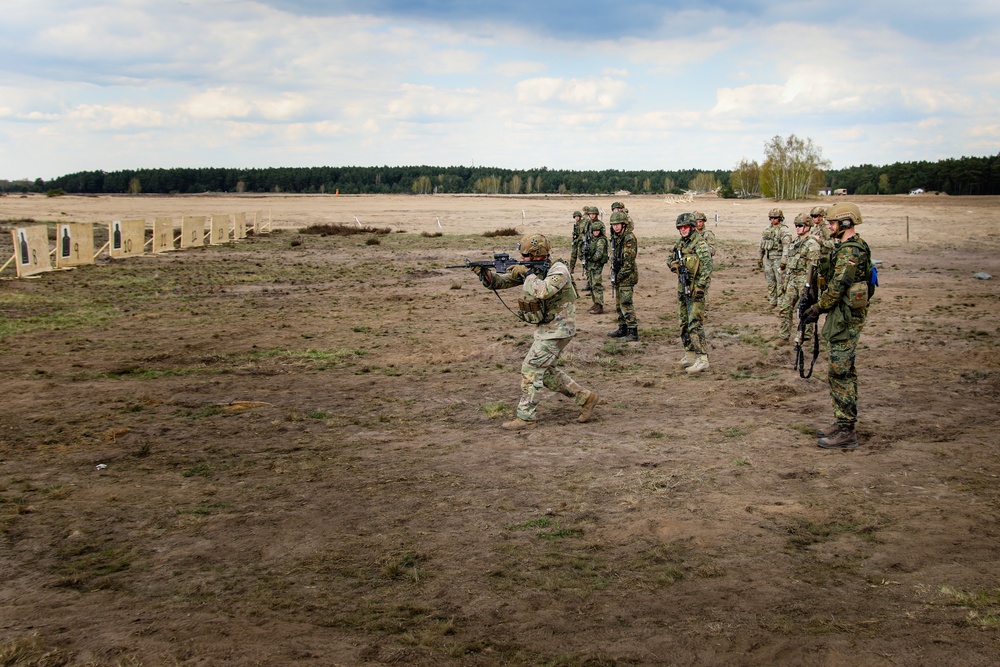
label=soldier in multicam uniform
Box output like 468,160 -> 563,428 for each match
802,203 -> 874,450
606,211 -> 639,342
692,211 -> 715,256
583,210 -> 609,314
810,205 -> 835,251
775,213 -> 822,345
471,233 -> 600,431
568,210 -> 586,277
757,208 -> 791,307
670,213 -> 714,374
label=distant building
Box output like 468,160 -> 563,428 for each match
818,187 -> 832,196
909,188 -> 925,195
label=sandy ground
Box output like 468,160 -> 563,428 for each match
1,192 -> 999,666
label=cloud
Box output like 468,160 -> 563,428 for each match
516,77 -> 628,110
385,84 -> 483,122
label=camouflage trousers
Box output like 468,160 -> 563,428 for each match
763,256 -> 783,306
517,337 -> 588,421
827,318 -> 867,427
677,293 -> 707,354
614,284 -> 637,328
586,265 -> 605,305
777,273 -> 810,341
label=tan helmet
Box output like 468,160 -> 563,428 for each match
809,205 -> 827,218
768,208 -> 784,221
825,202 -> 862,227
793,212 -> 811,228
692,211 -> 707,222
518,233 -> 551,257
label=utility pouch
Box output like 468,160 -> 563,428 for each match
847,281 -> 869,312
518,299 -> 553,325
683,255 -> 700,276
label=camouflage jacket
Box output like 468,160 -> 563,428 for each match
759,223 -> 791,260
700,228 -> 716,256
672,230 -> 713,292
610,228 -> 638,287
491,259 -> 578,340
817,236 -> 871,312
785,234 -> 822,277
585,233 -> 608,267
569,218 -> 588,264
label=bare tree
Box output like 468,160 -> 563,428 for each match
730,159 -> 762,198
689,172 -> 720,193
760,134 -> 829,201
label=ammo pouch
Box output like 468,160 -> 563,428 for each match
847,281 -> 869,312
683,254 -> 700,277
518,299 -> 553,325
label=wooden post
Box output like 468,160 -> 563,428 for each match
906,216 -> 909,243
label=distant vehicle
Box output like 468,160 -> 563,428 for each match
833,188 -> 848,196
909,188 -> 925,195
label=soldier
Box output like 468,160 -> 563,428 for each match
810,205 -> 835,251
568,210 -> 586,276
607,211 -> 639,342
670,213 -> 714,373
692,211 -> 716,256
583,210 -> 609,314
579,206 -> 596,292
802,203 -> 874,449
470,233 -> 600,431
776,213 -> 822,345
611,201 -> 633,228
757,208 -> 791,307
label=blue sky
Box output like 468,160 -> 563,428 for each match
1,0 -> 998,180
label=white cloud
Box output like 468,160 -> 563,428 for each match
516,77 -> 628,110
385,84 -> 483,122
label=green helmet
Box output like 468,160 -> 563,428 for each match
590,219 -> 606,233
609,211 -> 628,226
676,212 -> 695,228
825,202 -> 862,227
518,233 -> 551,257
611,201 -> 625,210
692,211 -> 707,222
584,206 -> 598,216
572,210 -> 582,219
768,208 -> 784,221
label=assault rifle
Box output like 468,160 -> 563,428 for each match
675,247 -> 692,304
446,253 -> 549,275
794,265 -> 820,378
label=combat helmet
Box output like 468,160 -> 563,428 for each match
518,233 -> 551,257
825,202 -> 862,227
809,205 -> 827,218
590,219 -> 606,234
572,210 -> 582,218
793,212 -> 811,228
768,208 -> 784,221
611,201 -> 625,210
609,211 -> 628,228
692,211 -> 707,223
676,212 -> 695,228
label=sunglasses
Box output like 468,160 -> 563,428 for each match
795,224 -> 806,228
769,217 -> 780,220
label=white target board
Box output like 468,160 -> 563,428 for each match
109,219 -> 145,258
55,223 -> 96,268
210,214 -> 230,245
252,210 -> 261,235
11,226 -> 54,277
234,212 -> 246,240
152,217 -> 177,253
181,216 -> 206,248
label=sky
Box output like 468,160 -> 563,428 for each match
1,0 -> 999,180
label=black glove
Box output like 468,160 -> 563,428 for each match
802,304 -> 820,324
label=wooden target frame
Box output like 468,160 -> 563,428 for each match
55,223 -> 96,268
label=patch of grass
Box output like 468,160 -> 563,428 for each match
739,332 -> 769,348
190,405 -> 225,419
508,517 -> 554,531
482,227 -> 520,237
0,297 -> 120,340
722,426 -> 747,437
306,410 -> 331,419
481,401 -> 508,419
379,551 -> 428,581
299,223 -> 391,236
53,542 -> 140,590
181,462 -> 213,477
0,633 -> 74,666
645,431 -> 666,439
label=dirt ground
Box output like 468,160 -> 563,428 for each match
1,192 -> 999,666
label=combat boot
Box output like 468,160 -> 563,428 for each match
502,418 -> 537,431
676,351 -> 697,368
588,303 -> 604,315
818,427 -> 858,450
607,324 -> 628,338
815,422 -> 842,438
624,327 -> 639,342
577,390 -> 600,423
686,354 -> 710,374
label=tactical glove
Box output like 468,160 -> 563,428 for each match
509,265 -> 529,280
756,258 -> 764,270
802,304 -> 820,324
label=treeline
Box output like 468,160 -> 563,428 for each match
3,153 -> 999,197
827,154 -> 1000,195
14,166 -> 727,197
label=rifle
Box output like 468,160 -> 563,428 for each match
675,246 -> 692,304
445,253 -> 549,274
793,265 -> 820,378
